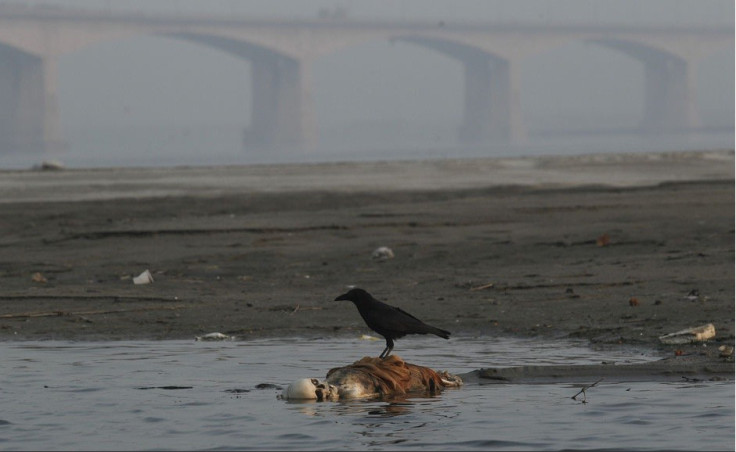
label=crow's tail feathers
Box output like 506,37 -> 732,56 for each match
429,326 -> 451,340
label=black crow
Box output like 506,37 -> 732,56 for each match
334,288 -> 450,358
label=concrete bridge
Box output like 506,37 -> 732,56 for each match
0,5 -> 732,153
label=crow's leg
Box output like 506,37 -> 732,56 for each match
379,338 -> 394,359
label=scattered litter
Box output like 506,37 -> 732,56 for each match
359,334 -> 380,341
133,269 -> 154,285
31,272 -> 47,283
628,297 -> 639,307
596,233 -> 611,247
718,345 -> 733,358
659,323 -> 715,345
195,332 -> 233,341
371,246 -> 394,260
685,289 -> 707,302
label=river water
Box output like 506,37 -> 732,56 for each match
1,336 -> 732,450
0,125 -> 732,169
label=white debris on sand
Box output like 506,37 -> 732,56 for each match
195,332 -> 233,341
659,323 -> 716,345
371,246 -> 394,260
132,269 -> 154,285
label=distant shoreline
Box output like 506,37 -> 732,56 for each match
0,149 -> 732,203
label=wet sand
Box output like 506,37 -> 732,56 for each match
0,150 -> 733,378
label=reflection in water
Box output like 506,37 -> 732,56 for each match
367,397 -> 419,417
285,394 -> 422,418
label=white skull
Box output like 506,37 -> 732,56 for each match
282,378 -> 339,401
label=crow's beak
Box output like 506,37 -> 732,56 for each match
334,293 -> 348,301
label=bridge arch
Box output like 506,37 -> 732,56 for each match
57,33 -> 249,161
395,36 -> 521,142
528,36 -> 698,132
696,45 -> 734,129
592,37 -> 696,130
522,39 -> 644,134
59,31 -> 315,155
1,9 -> 730,156
0,41 -> 60,152
314,37 -> 460,150
316,34 -> 523,147
164,32 -> 314,149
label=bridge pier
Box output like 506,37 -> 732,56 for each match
0,47 -> 63,154
642,57 -> 699,131
458,56 -> 525,145
244,56 -> 317,151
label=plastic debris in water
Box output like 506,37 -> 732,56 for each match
659,323 -> 715,345
133,269 -> 154,285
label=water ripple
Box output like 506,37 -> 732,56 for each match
0,338 -> 732,450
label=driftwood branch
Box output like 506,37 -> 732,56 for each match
571,378 -> 604,403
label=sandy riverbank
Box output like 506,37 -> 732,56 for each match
0,149 -> 733,375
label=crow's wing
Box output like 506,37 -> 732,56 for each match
384,306 -> 438,334
393,307 -> 450,338
357,297 -> 448,338
394,306 -> 425,323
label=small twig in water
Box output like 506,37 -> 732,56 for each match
572,378 -> 604,403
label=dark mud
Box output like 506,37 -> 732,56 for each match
0,153 -> 733,376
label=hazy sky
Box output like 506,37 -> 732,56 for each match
16,0 -> 735,138
26,0 -> 735,24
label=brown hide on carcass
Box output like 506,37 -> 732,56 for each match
326,356 -> 446,396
